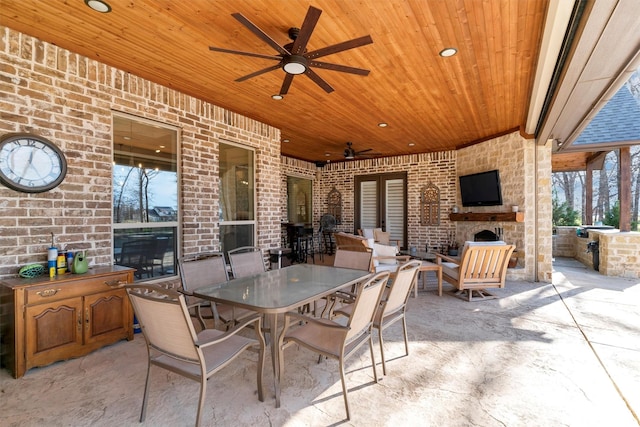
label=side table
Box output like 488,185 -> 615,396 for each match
415,261 -> 443,297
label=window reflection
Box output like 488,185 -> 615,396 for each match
287,176 -> 312,224
112,114 -> 179,281
219,143 -> 255,256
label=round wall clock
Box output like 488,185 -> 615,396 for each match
0,133 -> 67,193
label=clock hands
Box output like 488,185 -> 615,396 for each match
19,147 -> 44,182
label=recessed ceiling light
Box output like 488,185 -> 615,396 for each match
408,143 -> 415,147
123,136 -> 131,140
378,122 -> 388,128
325,153 -> 331,157
84,0 -> 112,13
271,94 -> 284,100
282,139 -> 290,143
439,47 -> 458,57
155,149 -> 161,153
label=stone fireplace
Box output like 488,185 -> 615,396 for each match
474,229 -> 501,241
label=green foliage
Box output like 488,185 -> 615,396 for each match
603,201 -> 620,228
552,198 -> 581,226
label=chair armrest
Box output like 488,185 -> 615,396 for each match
435,253 -> 460,265
196,312 -> 262,348
284,311 -> 346,330
372,255 -> 411,262
177,288 -> 194,296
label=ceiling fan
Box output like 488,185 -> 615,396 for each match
343,142 -> 377,160
208,6 -> 373,95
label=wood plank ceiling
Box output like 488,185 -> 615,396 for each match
1,0 -> 549,163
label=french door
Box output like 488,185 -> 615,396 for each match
354,172 -> 407,249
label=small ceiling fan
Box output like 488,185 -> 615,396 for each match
208,6 -> 373,95
343,142 -> 377,160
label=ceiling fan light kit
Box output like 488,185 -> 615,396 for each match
209,6 -> 373,95
283,55 -> 307,74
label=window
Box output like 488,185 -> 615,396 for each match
287,176 -> 312,224
112,114 -> 178,281
219,142 -> 255,256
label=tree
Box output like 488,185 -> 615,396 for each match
553,197 -> 581,226
603,201 -> 620,228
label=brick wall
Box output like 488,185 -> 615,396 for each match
280,136 -> 550,282
312,152 -> 458,252
1,26 -> 550,283
0,27 -> 281,278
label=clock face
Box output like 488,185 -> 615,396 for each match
0,133 -> 67,193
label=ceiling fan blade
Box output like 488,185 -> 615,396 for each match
304,68 -> 334,93
290,6 -> 322,55
309,61 -> 370,76
235,63 -> 283,82
209,46 -> 282,61
231,12 -> 290,56
306,35 -> 373,60
279,73 -> 294,95
356,148 -> 373,154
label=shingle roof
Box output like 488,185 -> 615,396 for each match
574,85 -> 640,145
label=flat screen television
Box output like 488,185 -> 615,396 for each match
459,169 -> 503,207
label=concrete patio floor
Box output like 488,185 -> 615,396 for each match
1,257 -> 639,426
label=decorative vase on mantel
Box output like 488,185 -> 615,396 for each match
448,244 -> 459,257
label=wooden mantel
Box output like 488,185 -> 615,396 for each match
449,212 -> 524,222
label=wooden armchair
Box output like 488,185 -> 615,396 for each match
333,232 -> 408,274
436,241 -> 515,301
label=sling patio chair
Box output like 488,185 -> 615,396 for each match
335,260 -> 422,375
125,283 -> 265,427
277,271 -> 390,421
178,252 -> 254,330
228,246 -> 266,279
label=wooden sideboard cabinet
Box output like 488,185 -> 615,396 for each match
0,266 -> 134,378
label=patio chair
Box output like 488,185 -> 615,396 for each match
436,241 -> 516,301
319,245 -> 374,317
116,239 -> 155,279
125,284 -> 265,427
178,252 -> 254,330
228,246 -> 266,278
278,271 -> 390,421
150,235 -> 172,276
370,242 -> 410,275
333,245 -> 373,271
335,260 -> 421,375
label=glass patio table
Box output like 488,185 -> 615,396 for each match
193,263 -> 370,408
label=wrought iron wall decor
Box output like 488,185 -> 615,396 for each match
327,186 -> 342,224
420,182 -> 440,226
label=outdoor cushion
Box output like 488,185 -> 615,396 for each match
361,228 -> 375,239
373,242 -> 399,265
440,262 -> 459,279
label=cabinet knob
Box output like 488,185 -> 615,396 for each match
36,288 -> 61,297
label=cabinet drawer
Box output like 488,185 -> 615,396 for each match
25,273 -> 130,305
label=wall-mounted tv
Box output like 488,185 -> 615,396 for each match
459,169 -> 503,207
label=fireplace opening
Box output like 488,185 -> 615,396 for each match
474,229 -> 500,241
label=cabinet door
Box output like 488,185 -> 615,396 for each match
84,288 -> 131,346
25,297 -> 84,369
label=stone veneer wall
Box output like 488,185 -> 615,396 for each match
0,27 -> 282,279
455,133 -> 552,282
577,230 -> 640,278
553,226 -> 578,257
